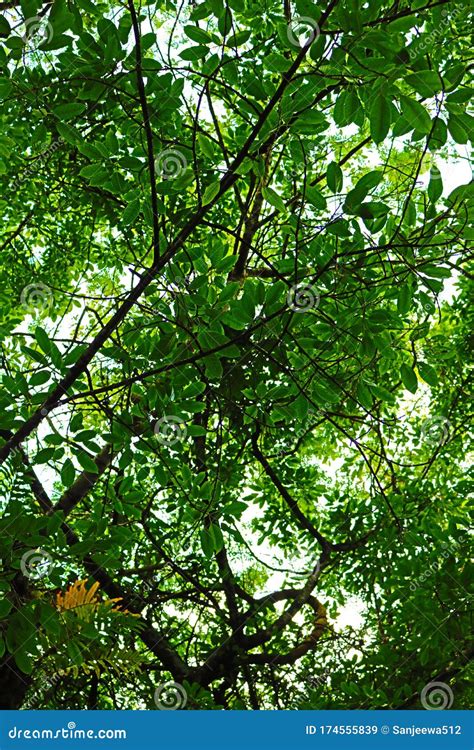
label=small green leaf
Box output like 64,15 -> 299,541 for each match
29,370 -> 50,387
0,598 -> 12,619
305,186 -> 326,210
56,121 -> 80,145
344,88 -> 362,124
265,52 -> 290,72
370,95 -> 391,144
35,447 -> 55,464
34,327 -> 51,355
410,322 -> 430,341
39,602 -> 61,636
122,199 -> 141,225
427,166 -> 443,202
326,161 -> 343,193
262,186 -> 286,213
405,71 -> 442,97
76,452 -> 99,474
0,15 -> 11,36
197,132 -> 214,158
397,284 -> 412,315
226,29 -> 251,47
15,650 -> 33,675
202,180 -> 221,205
61,458 -> 75,486
418,362 -> 438,387
447,114 -> 468,144
187,425 -> 207,437
180,44 -> 209,61
399,95 -> 431,134
52,103 -> 86,120
67,640 -> 84,665
183,25 -> 213,44
400,363 -> 418,393
208,523 -> 224,553
200,528 -> 214,557
421,264 -> 451,279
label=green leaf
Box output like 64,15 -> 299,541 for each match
180,45 -> 209,61
0,598 -> 12,619
305,186 -> 326,210
48,0 -> 74,35
40,33 -> 73,51
447,114 -> 468,144
400,363 -> 418,393
199,523 -> 224,556
204,355 -> 223,379
61,458 -> 75,486
35,447 -> 55,464
421,264 -> 451,279
52,103 -> 86,121
429,118 -> 447,150
39,602 -> 61,636
399,95 -> 431,134
0,15 -> 11,36
67,640 -> 84,665
122,199 -> 141,225
405,71 -> 442,97
344,88 -> 362,125
418,362 -> 438,387
34,327 -> 51,355
262,186 -> 286,213
208,523 -> 224,553
187,424 -> 207,437
427,167 -> 443,203
76,452 -> 99,474
184,25 -> 213,44
369,95 -> 391,143
326,161 -> 343,193
29,370 -> 50,387
226,29 -> 251,47
202,180 -> 221,205
200,528 -> 214,557
197,132 -> 214,158
344,170 -> 383,211
265,52 -> 290,73
15,650 -> 33,675
56,121 -> 80,145
410,322 -> 430,341
397,284 -> 412,315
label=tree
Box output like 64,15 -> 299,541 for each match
0,0 -> 472,711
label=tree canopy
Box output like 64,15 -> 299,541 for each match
0,0 -> 472,711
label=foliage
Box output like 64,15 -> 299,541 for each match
0,0 -> 472,710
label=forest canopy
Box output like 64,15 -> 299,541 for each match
0,0 -> 472,711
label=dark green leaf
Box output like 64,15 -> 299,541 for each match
400,363 -> 418,393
